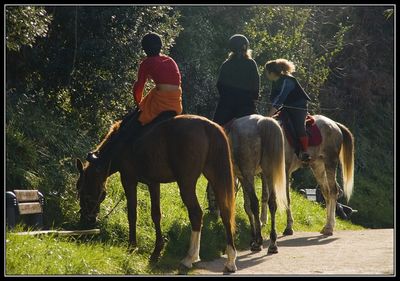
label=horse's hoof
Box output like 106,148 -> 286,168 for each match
180,259 -> 193,269
180,256 -> 200,269
320,228 -> 333,236
250,242 -> 262,252
224,266 -> 236,273
149,252 -> 161,264
149,256 -> 158,265
283,228 -> 294,236
267,245 -> 278,254
224,260 -> 237,273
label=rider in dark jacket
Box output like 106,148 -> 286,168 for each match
265,59 -> 312,162
213,34 -> 260,126
207,34 -> 260,214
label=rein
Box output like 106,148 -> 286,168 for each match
101,192 -> 125,220
265,102 -> 343,112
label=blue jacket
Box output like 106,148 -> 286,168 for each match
270,75 -> 311,109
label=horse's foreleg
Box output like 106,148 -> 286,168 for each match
120,173 -> 138,249
148,182 -> 164,263
283,172 -> 294,236
178,180 -> 203,269
267,178 -> 278,254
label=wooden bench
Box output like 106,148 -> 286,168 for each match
6,189 -> 45,229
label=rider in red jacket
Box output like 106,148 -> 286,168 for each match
87,32 -> 182,167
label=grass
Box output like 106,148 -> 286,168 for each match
6,174 -> 363,275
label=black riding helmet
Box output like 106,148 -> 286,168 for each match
228,34 -> 249,52
141,32 -> 162,56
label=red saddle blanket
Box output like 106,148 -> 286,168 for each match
273,111 -> 322,148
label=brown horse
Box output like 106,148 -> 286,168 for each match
75,114 -> 237,272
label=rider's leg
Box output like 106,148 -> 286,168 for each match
286,107 -> 311,162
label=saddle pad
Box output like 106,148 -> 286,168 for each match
274,111 -> 322,148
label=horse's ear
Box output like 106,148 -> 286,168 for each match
76,158 -> 84,174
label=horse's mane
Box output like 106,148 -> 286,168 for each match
94,120 -> 122,152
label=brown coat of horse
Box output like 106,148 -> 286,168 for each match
76,115 -> 237,272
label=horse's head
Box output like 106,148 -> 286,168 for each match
76,158 -> 108,227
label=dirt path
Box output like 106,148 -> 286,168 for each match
193,229 -> 394,275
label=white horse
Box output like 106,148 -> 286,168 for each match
261,114 -> 355,236
227,114 -> 288,252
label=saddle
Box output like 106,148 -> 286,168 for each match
273,110 -> 322,154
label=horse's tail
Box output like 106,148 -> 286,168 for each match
336,122 -> 355,202
257,118 -> 288,211
205,123 -> 236,235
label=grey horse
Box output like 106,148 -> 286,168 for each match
265,114 -> 355,236
227,114 -> 288,252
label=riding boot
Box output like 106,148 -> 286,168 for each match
299,136 -> 311,162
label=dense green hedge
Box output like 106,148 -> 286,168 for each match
6,6 -> 393,229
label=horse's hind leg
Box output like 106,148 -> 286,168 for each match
148,183 -> 164,263
283,171 -> 294,235
242,180 -> 256,244
240,174 -> 263,251
311,160 -> 339,236
321,160 -> 340,235
178,179 -> 203,268
204,170 -> 237,272
266,176 -> 278,254
260,173 -> 269,227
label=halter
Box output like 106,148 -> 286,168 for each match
79,160 -> 112,220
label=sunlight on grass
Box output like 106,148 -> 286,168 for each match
6,174 -> 363,275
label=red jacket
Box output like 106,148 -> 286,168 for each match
133,55 -> 181,105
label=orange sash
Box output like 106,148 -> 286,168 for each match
138,87 -> 183,125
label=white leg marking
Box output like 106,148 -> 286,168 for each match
224,245 -> 237,272
181,231 -> 201,268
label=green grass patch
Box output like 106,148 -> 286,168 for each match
6,175 -> 363,275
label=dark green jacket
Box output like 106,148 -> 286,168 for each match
217,56 -> 260,101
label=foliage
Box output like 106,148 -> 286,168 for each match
244,6 -> 350,114
6,6 -> 53,52
170,6 -> 255,118
6,6 -> 182,226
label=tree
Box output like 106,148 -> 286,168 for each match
6,5 -> 182,226
6,6 -> 53,52
244,6 -> 349,114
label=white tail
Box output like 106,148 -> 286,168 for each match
337,122 -> 355,202
258,118 -> 288,211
